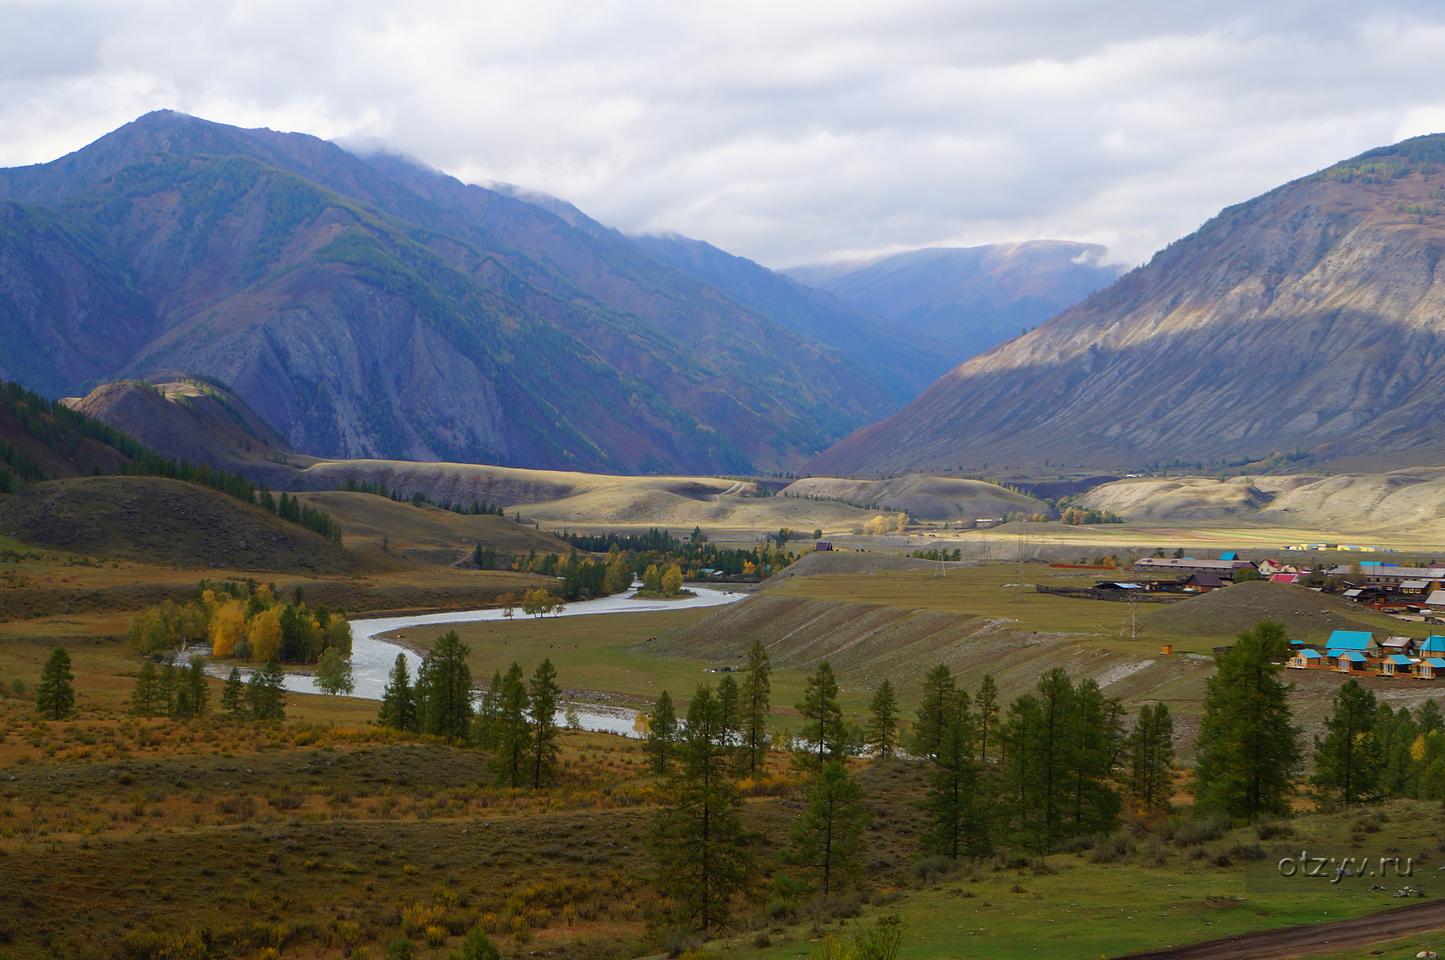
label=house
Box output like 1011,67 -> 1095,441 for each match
1426,590 -> 1445,609
1181,572 -> 1226,593
1400,579 -> 1434,596
1131,557 -> 1257,580
1379,636 -> 1417,656
1419,658 -> 1445,680
1258,558 -> 1301,577
1332,650 -> 1370,672
1270,573 -> 1301,585
1418,636 -> 1445,658
1326,564 -> 1445,588
1289,648 -> 1326,669
1381,654 -> 1416,677
1324,629 -> 1375,653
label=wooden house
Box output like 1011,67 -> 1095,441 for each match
1288,648 -> 1326,670
1333,651 -> 1370,673
1381,654 -> 1417,677
1419,658 -> 1445,679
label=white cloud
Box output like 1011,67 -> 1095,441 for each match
1,0 -> 1443,267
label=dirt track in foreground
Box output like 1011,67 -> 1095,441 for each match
1116,898 -> 1445,959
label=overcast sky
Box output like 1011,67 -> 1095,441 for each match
4,1 -> 1445,268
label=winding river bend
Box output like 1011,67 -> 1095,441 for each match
275,585 -> 747,736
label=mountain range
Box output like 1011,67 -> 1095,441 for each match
787,240 -> 1123,375
0,110 -> 1120,476
809,134 -> 1445,477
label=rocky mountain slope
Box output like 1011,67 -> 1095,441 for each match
808,135 -> 1445,477
787,240 -> 1122,372
0,111 -> 897,474
631,234 -> 935,400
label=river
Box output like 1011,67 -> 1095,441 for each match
260,584 -> 747,736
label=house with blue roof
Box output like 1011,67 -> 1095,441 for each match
1324,629 -> 1375,653
1420,636 -> 1445,657
1331,650 -> 1370,672
1381,653 -> 1416,677
1288,648 -> 1325,670
1420,658 -> 1445,680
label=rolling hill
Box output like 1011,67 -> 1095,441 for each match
787,240 -> 1122,373
808,134 -> 1445,477
0,110 -> 896,475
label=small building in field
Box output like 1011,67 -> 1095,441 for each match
1289,648 -> 1325,669
1427,590 -> 1445,609
814,541 -> 833,552
1181,572 -> 1226,593
1131,557 -> 1257,580
1419,658 -> 1445,679
1332,650 -> 1370,672
1381,654 -> 1417,677
1094,581 -> 1145,592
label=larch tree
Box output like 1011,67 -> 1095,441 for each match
739,640 -> 772,777
378,653 -> 417,731
790,760 -> 871,901
1126,702 -> 1175,815
797,661 -> 845,766
247,659 -> 287,720
912,664 -> 957,759
35,647 -> 75,720
925,695 -> 991,860
866,678 -> 899,759
716,673 -> 741,749
528,658 -> 561,787
1194,621 -> 1301,820
651,685 -> 753,933
645,689 -> 679,775
975,674 -> 1000,762
1312,679 -> 1382,805
417,631 -> 473,742
130,660 -> 165,718
489,663 -> 532,788
221,667 -> 247,719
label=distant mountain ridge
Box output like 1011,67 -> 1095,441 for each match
787,240 -> 1124,374
0,110 -> 903,474
808,134 -> 1445,477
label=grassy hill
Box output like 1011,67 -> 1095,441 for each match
0,476 -> 355,572
293,490 -> 570,566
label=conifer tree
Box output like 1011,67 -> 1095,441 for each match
416,631 -> 472,741
1194,621 -> 1301,820
975,673 -> 1000,762
912,664 -> 957,759
247,659 -> 287,720
645,689 -> 679,775
866,678 -> 899,759
1126,702 -> 1175,814
1311,679 -> 1381,805
716,673 -> 741,749
378,653 -> 417,731
790,760 -> 871,899
797,661 -> 845,765
739,640 -> 771,777
651,685 -> 752,932
176,656 -> 208,719
474,669 -> 504,747
221,667 -> 247,719
35,647 -> 75,720
130,660 -> 164,717
529,658 -> 561,788
489,663 -> 531,788
925,696 -> 991,859
1067,679 -> 1123,835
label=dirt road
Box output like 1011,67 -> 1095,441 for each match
1116,898 -> 1445,959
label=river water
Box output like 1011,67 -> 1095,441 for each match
259,584 -> 747,736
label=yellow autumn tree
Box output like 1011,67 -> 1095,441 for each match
661,563 -> 684,597
247,606 -> 284,662
209,599 -> 247,657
